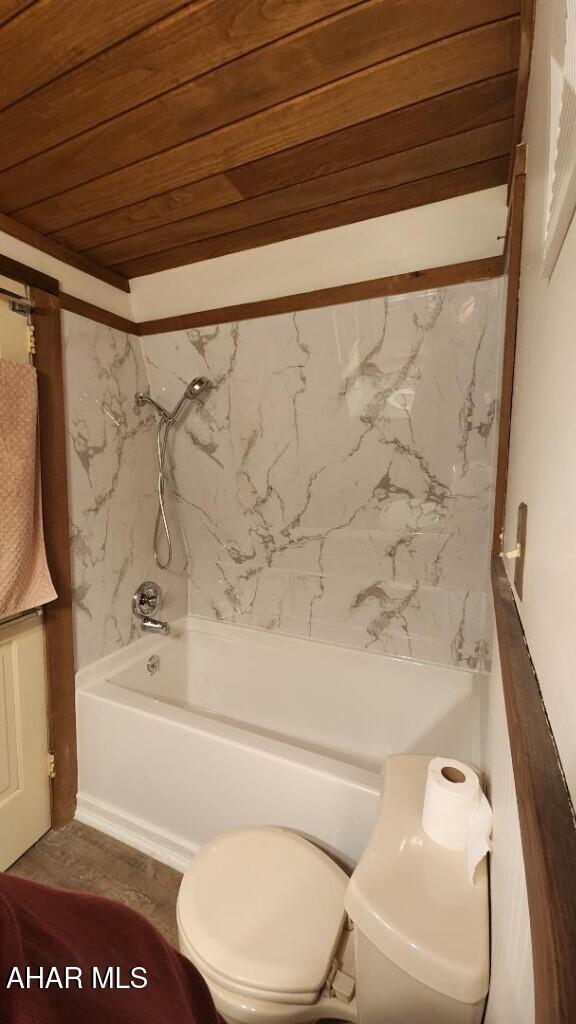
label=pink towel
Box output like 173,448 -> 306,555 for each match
0,360 -> 56,619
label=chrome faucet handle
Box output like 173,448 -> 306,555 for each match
133,581 -> 163,619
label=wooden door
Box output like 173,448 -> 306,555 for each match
0,282 -> 51,867
0,616 -> 51,870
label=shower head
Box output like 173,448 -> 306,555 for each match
135,377 -> 212,423
169,376 -> 212,420
185,377 -> 211,398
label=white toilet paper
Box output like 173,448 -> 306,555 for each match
421,757 -> 493,884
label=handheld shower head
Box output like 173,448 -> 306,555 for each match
185,377 -> 211,398
135,378 -> 212,423
169,377 -> 211,421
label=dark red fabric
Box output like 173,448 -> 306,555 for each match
0,872 -> 222,1024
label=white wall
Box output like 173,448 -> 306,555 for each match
502,0 -> 576,804
129,187 -> 507,321
0,230 -> 133,319
484,637 -> 534,1024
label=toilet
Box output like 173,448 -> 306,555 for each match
177,755 -> 489,1024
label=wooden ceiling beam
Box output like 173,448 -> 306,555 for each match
0,0 -> 189,111
115,157 -> 508,278
0,1 -> 519,209
90,121 -> 512,266
0,0 -> 36,29
54,73 -> 516,253
0,0 -> 367,170
8,17 -> 520,235
228,74 -> 516,200
54,176 -> 245,252
0,2 -> 522,281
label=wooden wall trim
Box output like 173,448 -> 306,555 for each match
492,557 -> 576,1024
57,256 -> 504,337
32,288 -> 78,829
0,251 -> 58,296
492,145 -> 526,552
508,0 -> 535,194
60,292 -> 136,336
137,255 -> 504,335
0,213 -> 131,293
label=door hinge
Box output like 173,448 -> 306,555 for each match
47,753 -> 56,779
9,298 -> 34,316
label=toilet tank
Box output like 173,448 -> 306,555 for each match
344,755 -> 489,1024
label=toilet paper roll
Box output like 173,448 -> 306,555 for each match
421,757 -> 493,884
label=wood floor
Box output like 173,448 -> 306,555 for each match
8,821 -> 182,947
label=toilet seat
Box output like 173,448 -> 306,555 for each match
177,826 -> 348,1005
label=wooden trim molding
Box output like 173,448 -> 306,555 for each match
137,255 -> 504,335
32,288 -> 78,829
508,0 -> 536,195
493,145 -> 526,553
60,291 -> 136,336
0,213 -> 131,293
57,256 -> 504,337
0,251 -> 58,296
492,557 -> 576,1024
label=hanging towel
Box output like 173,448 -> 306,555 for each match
0,359 -> 56,619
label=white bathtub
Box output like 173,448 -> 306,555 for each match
76,617 -> 486,871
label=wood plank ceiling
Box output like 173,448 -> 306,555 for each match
0,0 -> 521,283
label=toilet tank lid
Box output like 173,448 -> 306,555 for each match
344,755 -> 489,1005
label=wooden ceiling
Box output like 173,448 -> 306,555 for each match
0,0 -> 521,285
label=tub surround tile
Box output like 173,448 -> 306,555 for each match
140,279 -> 503,670
62,312 -> 187,670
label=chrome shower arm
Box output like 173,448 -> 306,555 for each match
135,393 -> 171,420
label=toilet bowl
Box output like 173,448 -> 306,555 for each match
177,755 -> 489,1024
177,826 -> 354,1023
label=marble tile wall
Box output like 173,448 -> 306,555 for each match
140,278 -> 504,670
62,312 -> 187,670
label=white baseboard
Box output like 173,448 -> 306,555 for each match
75,794 -> 197,873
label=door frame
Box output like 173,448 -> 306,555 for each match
0,251 -> 77,829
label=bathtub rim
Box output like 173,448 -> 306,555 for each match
76,613 -> 488,689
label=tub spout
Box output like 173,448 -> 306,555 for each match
139,615 -> 169,636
